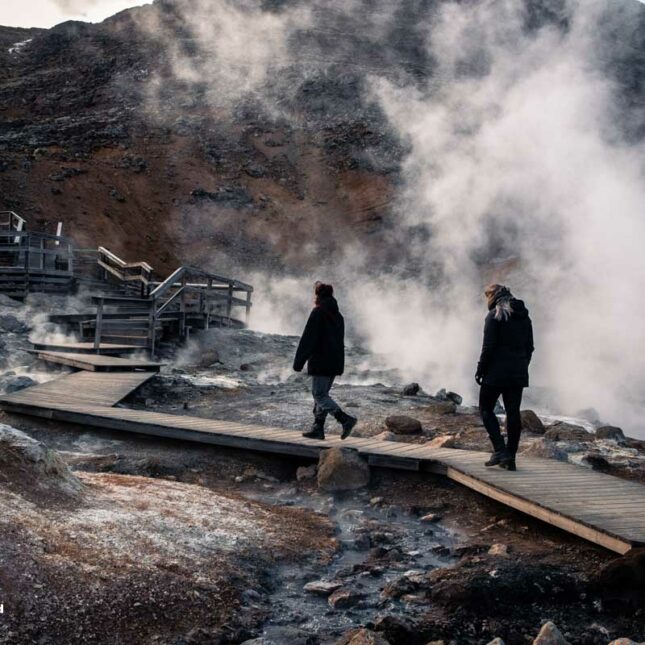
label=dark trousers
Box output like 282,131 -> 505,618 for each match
479,384 -> 524,456
312,375 -> 340,422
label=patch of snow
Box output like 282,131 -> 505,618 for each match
8,39 -> 32,55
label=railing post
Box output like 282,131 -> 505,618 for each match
94,298 -> 104,350
148,301 -> 156,358
245,290 -> 252,326
227,284 -> 234,321
179,275 -> 187,339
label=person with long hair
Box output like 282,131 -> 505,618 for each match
476,284 -> 534,470
293,282 -> 357,440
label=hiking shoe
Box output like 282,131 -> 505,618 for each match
485,450 -> 509,467
302,423 -> 325,440
500,458 -> 517,471
302,429 -> 325,440
334,410 -> 357,440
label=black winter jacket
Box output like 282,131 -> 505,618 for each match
477,298 -> 534,388
293,296 -> 345,376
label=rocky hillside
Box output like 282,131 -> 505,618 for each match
0,0 -> 642,277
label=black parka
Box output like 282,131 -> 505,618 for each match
477,298 -> 534,388
293,296 -> 345,376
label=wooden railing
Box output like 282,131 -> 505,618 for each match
147,266 -> 253,354
0,230 -> 74,274
91,266 -> 253,354
0,211 -> 26,233
97,247 -> 154,287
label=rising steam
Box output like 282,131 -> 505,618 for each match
137,0 -> 645,435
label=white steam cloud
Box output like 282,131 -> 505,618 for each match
136,0 -> 645,435
362,0 -> 645,432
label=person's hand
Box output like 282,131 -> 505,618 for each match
475,372 -> 483,385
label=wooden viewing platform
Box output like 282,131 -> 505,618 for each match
1,359 -> 644,556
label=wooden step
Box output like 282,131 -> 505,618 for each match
31,342 -> 142,355
34,351 -> 162,372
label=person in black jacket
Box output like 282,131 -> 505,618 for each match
293,282 -> 357,440
476,284 -> 534,471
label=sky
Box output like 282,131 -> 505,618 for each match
0,0 -> 153,29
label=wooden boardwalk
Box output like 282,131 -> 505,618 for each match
32,351 -> 162,372
1,369 -> 644,555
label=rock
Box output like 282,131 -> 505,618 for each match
545,422 -> 593,443
595,425 -> 625,442
0,293 -> 22,308
317,448 -> 370,492
532,622 -> 570,645
296,464 -> 317,481
592,548 -> 645,611
0,424 -> 82,497
488,543 -> 510,556
370,496 -> 384,506
520,438 -> 569,461
335,628 -> 391,645
487,639 -> 506,645
0,314 -> 28,333
372,615 -> 418,644
435,388 -> 463,405
385,415 -> 422,435
582,452 -> 610,471
402,382 -> 419,396
303,580 -> 342,596
607,640 -> 645,645
521,409 -> 545,434
420,513 -> 441,523
109,187 -> 126,202
328,587 -> 364,609
2,375 -> 37,393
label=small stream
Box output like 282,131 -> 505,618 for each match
246,485 -> 457,644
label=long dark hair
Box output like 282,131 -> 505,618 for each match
314,281 -> 334,305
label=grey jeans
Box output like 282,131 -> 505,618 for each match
312,375 -> 340,417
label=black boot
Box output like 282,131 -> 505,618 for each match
485,450 -> 508,467
500,452 -> 517,471
302,412 -> 326,440
334,410 -> 357,439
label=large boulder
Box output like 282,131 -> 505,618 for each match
521,409 -> 545,434
595,425 -> 625,442
544,422 -> 594,443
532,622 -> 570,645
317,448 -> 370,492
385,415 -> 422,435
